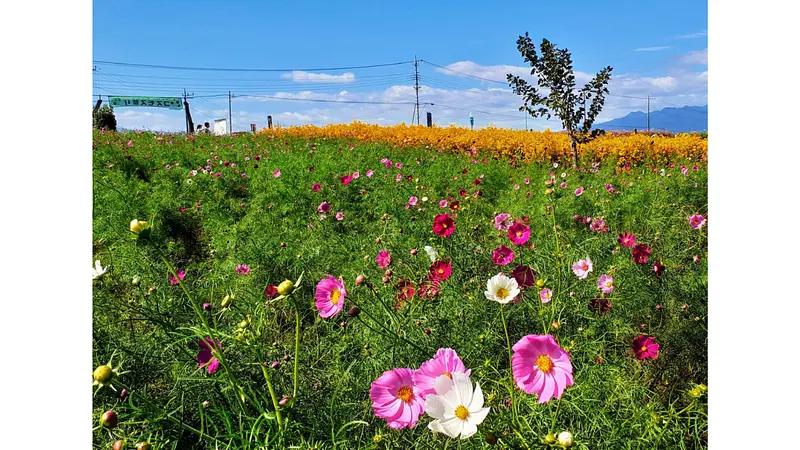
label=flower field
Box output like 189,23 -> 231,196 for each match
92,129 -> 707,449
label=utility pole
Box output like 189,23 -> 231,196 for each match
183,88 -> 189,134
647,95 -> 650,133
583,92 -> 587,125
414,56 -> 420,125
228,90 -> 233,135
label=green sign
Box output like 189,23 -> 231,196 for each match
109,96 -> 183,110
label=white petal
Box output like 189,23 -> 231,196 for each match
470,382 -> 484,410
439,417 -> 464,439
468,406 -> 490,425
433,375 -> 455,396
428,419 -> 445,434
460,421 -> 478,439
453,373 -> 474,406
424,394 -> 447,419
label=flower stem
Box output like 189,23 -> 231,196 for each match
500,304 -> 518,422
260,365 -> 284,431
549,397 -> 562,433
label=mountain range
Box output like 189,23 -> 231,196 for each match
597,105 -> 707,133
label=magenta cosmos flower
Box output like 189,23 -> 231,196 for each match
314,275 -> 347,318
169,270 -> 185,285
512,334 -> 574,404
376,250 -> 391,268
235,264 -> 250,275
317,201 -> 331,213
688,214 -> 706,230
571,257 -> 593,279
428,260 -> 452,282
273,169 -> 281,178
409,196 -> 418,206
539,288 -> 553,303
312,183 -> 321,192
492,245 -> 515,266
433,214 -> 455,237
508,222 -> 531,245
597,274 -> 614,294
197,338 -> 222,374
369,368 -> 425,429
412,348 -> 472,397
632,244 -> 651,264
340,174 -> 353,185
574,186 -> 584,196
366,170 -> 374,178
617,232 -> 636,248
632,335 -> 660,360
335,212 -> 344,221
494,213 -> 513,231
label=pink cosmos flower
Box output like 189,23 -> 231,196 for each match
428,260 -> 452,282
412,348 -> 472,397
273,169 -> 281,178
197,338 -> 222,374
605,183 -> 617,194
376,250 -> 391,268
169,270 -> 185,285
366,170 -> 374,178
689,214 -> 706,230
632,335 -> 660,360
632,244 -> 651,264
395,173 -> 403,182
317,201 -> 331,213
235,264 -> 250,275
589,218 -> 608,233
340,174 -> 353,185
508,222 -> 531,245
409,196 -> 418,206
512,334 -> 574,404
439,199 -> 448,208
560,181 -> 568,189
314,275 -> 347,318
370,368 -> 424,429
395,162 -> 403,169
352,171 -> 360,179
335,212 -> 344,221
524,177 -> 530,185
574,187 -> 584,196
492,245 -> 515,266
618,232 -> 636,248
241,173 -> 247,179
572,257 -> 593,279
597,274 -> 614,294
312,183 -> 321,192
494,213 -> 513,231
539,288 -> 553,303
432,214 -> 455,237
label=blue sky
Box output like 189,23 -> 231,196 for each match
93,0 -> 707,132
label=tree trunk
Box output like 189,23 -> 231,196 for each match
571,138 -> 579,167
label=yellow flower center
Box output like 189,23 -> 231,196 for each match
442,223 -> 448,228
605,281 -> 613,287
536,355 -> 554,374
640,346 -> 648,353
516,231 -> 523,237
438,269 -> 444,274
455,405 -> 470,420
582,264 -> 589,271
443,372 -> 452,379
330,289 -> 341,305
496,287 -> 509,299
397,386 -> 413,402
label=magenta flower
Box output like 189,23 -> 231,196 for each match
408,196 -> 418,206
197,338 -> 222,374
689,214 -> 706,230
395,173 -> 402,182
632,335 -> 660,360
492,245 -> 515,266
340,174 -> 353,185
439,199 -> 448,208
314,275 -> 347,318
412,348 -> 471,397
539,288 -> 553,303
512,334 -> 573,404
169,270 -> 185,285
494,213 -> 513,231
597,274 -> 614,294
376,250 -> 391,268
317,201 -> 331,213
511,265 -> 537,288
508,222 -> 531,245
352,171 -> 360,179
369,368 -> 425,429
312,183 -> 321,192
235,264 -> 250,275
618,232 -> 636,248
273,169 -> 281,178
605,183 -> 616,194
574,186 -> 584,196
560,181 -> 568,189
589,218 -> 608,233
366,170 -> 374,178
524,177 -> 531,184
432,214 -> 455,237
632,244 -> 651,264
335,212 -> 344,221
571,257 -> 593,279
428,260 -> 452,282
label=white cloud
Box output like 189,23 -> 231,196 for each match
680,48 -> 708,65
280,71 -> 355,83
675,30 -> 707,39
633,46 -> 671,52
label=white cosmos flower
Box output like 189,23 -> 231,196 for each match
424,246 -> 438,263
92,260 -> 107,280
484,273 -> 520,304
425,372 -> 490,439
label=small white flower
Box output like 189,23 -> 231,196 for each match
561,172 -> 566,178
557,431 -> 574,447
484,273 -> 520,304
553,162 -> 559,168
425,372 -> 490,440
421,196 -> 429,202
424,246 -> 438,263
660,169 -> 666,176
186,179 -> 193,185
92,260 -> 107,280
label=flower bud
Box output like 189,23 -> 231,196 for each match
545,188 -> 553,195
132,276 -> 140,285
355,274 -> 365,285
202,302 -> 212,311
100,410 -> 118,428
136,443 -> 151,450
221,295 -> 232,308
277,280 -> 294,296
202,400 -> 210,408
129,219 -> 149,234
410,248 -> 418,256
93,365 -> 113,384
347,306 -> 360,317
543,433 -> 556,444
120,389 -> 128,400
557,431 -> 574,447
278,395 -> 292,407
271,361 -> 281,369
536,279 -> 545,288
112,441 -> 125,450
385,269 -> 392,277
382,276 -> 390,283
375,237 -> 381,244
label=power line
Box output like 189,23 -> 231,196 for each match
421,60 -> 509,84
93,60 -> 414,72
232,94 -> 425,105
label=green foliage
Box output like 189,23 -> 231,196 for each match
94,104 -> 118,131
93,131 -> 707,449
508,33 -> 613,163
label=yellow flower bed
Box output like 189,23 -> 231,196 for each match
259,122 -> 707,163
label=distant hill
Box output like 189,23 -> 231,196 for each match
597,105 -> 707,133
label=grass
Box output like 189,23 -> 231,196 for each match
92,130 -> 707,449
